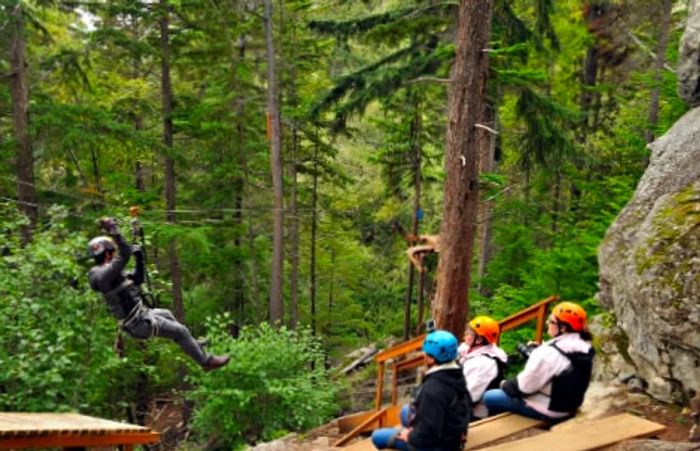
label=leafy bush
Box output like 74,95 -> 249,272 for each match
0,205 -> 125,413
189,318 -> 339,448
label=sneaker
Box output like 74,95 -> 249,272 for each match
203,355 -> 230,372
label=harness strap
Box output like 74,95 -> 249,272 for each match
104,279 -> 133,298
120,301 -> 146,330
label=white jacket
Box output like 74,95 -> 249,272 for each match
516,333 -> 592,418
460,343 -> 508,419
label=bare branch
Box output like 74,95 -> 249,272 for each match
406,76 -> 451,85
627,32 -> 674,72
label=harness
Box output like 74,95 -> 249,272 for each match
546,342 -> 594,413
105,279 -> 157,338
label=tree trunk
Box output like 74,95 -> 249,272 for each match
264,0 -> 284,324
310,134 -> 319,336
433,0 -> 493,338
159,0 -> 184,322
288,126 -> 300,329
327,248 -> 335,335
552,170 -> 561,235
477,103 -> 498,296
90,148 -> 103,199
645,0 -> 672,144
9,2 -> 37,237
403,98 -> 422,340
232,39 -> 247,324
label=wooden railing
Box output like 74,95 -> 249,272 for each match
333,295 -> 560,447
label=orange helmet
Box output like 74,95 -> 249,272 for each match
552,302 -> 586,332
469,316 -> 500,344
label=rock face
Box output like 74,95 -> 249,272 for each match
679,0 -> 700,105
598,105 -> 700,402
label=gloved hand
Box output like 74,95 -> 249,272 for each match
99,217 -> 119,235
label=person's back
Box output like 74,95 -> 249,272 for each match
483,302 -> 594,421
372,330 -> 470,451
410,361 -> 470,450
459,316 -> 507,421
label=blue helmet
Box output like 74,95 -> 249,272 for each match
422,330 -> 458,363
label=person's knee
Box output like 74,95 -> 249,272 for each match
371,428 -> 398,449
400,404 -> 413,427
483,389 -> 510,414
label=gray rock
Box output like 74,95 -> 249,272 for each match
679,0 -> 700,105
598,106 -> 700,403
607,439 -> 700,451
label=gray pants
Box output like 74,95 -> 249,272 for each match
125,308 -> 209,365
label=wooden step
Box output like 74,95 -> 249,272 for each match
479,413 -> 665,451
341,413 -> 543,450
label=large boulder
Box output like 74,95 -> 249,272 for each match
598,107 -> 700,403
679,0 -> 700,105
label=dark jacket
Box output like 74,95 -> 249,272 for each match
88,232 -> 145,320
408,362 -> 471,450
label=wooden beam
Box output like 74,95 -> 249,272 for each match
375,362 -> 385,411
479,413 -> 665,451
375,335 -> 425,363
334,408 -> 388,448
0,432 -> 160,449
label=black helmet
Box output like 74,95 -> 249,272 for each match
88,236 -> 116,261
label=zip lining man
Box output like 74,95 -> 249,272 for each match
88,217 -> 230,371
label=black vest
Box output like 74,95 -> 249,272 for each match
548,343 -> 594,413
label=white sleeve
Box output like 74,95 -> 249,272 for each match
516,347 -> 564,395
463,355 -> 498,403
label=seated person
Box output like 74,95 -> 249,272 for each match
372,330 -> 470,451
482,302 -> 594,421
458,316 -> 508,421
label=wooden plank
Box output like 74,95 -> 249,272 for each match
466,414 -> 543,449
478,413 -> 666,451
499,296 -> 559,334
375,335 -> 425,363
337,405 -> 404,434
342,437 -> 374,451
337,411 -> 376,434
0,413 -> 148,437
334,408 -> 389,447
0,431 -> 160,449
337,413 -> 541,450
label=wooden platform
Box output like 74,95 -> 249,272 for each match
0,412 -> 160,450
342,413 -> 543,450
479,413 -> 666,451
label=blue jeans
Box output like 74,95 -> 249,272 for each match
371,405 -> 453,451
482,389 -> 549,420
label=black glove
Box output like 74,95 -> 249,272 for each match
99,217 -> 119,235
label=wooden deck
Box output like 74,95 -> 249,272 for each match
342,413 -> 544,450
479,413 -> 666,451
0,412 -> 160,450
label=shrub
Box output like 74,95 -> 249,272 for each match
189,318 -> 339,448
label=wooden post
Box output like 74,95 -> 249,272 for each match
375,361 -> 385,411
535,303 -> 547,343
391,365 -> 399,406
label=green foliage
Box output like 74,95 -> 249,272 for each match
0,205 -> 123,413
189,319 -> 338,448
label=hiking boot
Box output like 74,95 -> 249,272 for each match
203,355 -> 230,372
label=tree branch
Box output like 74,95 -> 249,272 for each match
627,32 -> 674,72
406,76 -> 451,85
